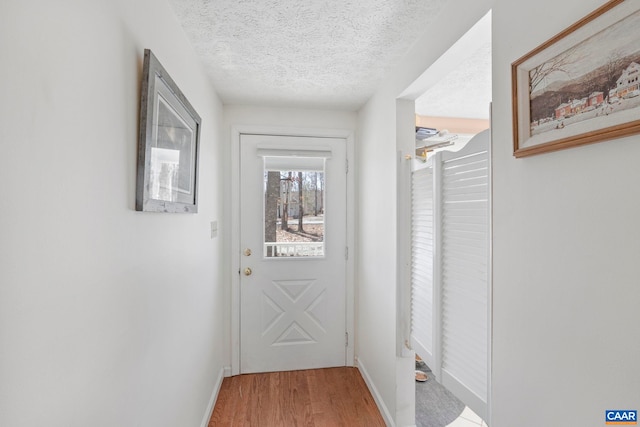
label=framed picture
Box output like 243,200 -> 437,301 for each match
512,0 -> 640,157
136,49 -> 201,212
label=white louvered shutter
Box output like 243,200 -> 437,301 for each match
439,133 -> 489,420
410,161 -> 435,366
409,130 -> 490,421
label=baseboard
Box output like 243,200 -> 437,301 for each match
355,357 -> 395,427
199,366 -> 226,427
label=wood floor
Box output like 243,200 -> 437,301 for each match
208,367 -> 386,426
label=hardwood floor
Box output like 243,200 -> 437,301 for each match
208,367 -> 386,426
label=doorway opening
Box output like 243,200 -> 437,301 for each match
398,10 -> 492,427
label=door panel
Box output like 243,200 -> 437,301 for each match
239,134 -> 347,373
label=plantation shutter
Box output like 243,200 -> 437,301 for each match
410,159 -> 435,367
410,130 -> 490,421
439,133 -> 489,420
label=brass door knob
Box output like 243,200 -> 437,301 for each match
244,248 -> 252,256
244,267 -> 252,276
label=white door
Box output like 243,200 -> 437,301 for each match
239,134 -> 347,373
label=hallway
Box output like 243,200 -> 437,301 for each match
3,2 -> 640,426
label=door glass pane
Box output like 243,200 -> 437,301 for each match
263,158 -> 325,258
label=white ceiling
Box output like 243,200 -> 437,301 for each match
168,0 -> 490,116
407,11 -> 492,120
415,41 -> 491,119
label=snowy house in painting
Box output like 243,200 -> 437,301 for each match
572,98 -> 588,114
588,91 -> 603,107
555,102 -> 571,119
615,62 -> 640,97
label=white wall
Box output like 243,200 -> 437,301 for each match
356,2 -> 493,425
360,0 -> 640,426
0,1 -> 225,426
356,93 -> 400,424
491,0 -> 640,425
223,105 -> 357,131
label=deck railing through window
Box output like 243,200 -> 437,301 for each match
264,242 -> 324,257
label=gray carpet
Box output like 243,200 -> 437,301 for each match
415,359 -> 466,427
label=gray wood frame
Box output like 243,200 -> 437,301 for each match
136,49 -> 201,213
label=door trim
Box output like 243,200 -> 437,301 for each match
230,125 -> 355,376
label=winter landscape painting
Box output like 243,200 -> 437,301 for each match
512,0 -> 640,157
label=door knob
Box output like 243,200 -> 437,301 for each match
244,248 -> 252,256
244,267 -> 252,276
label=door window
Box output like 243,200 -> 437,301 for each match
263,157 -> 325,258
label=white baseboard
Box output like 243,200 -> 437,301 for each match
355,357 -> 395,427
199,366 -> 226,427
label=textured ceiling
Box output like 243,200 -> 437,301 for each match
415,41 -> 492,119
168,0 -> 448,109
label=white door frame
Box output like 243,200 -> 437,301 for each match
230,125 -> 355,376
